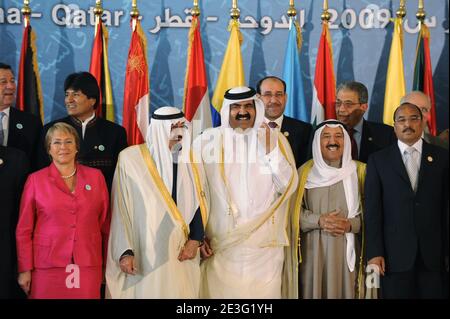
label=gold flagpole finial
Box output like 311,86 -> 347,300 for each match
321,0 -> 331,22
192,0 -> 200,17
230,0 -> 240,20
416,0 -> 426,21
396,0 -> 407,18
131,0 -> 139,19
94,0 -> 103,16
22,0 -> 31,17
287,0 -> 297,18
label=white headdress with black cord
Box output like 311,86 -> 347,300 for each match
146,106 -> 197,225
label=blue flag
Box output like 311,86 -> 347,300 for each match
282,19 -> 308,122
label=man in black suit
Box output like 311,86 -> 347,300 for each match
37,72 -> 127,191
400,91 -> 448,150
256,76 -> 312,168
0,63 -> 42,168
335,81 -> 396,163
0,145 -> 29,298
365,103 -> 448,299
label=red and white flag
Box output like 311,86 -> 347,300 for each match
183,16 -> 212,138
122,19 -> 149,145
310,22 -> 336,125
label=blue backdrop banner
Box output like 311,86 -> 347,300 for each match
0,0 -> 448,131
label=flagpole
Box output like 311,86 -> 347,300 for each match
93,0 -> 103,35
21,0 -> 31,27
397,0 -> 406,18
321,0 -> 331,22
416,0 -> 426,22
131,0 -> 139,31
287,0 -> 297,17
192,0 -> 200,17
230,0 -> 240,20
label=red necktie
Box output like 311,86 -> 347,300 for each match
348,127 -> 358,160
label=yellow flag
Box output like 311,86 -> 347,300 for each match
383,18 -> 406,126
211,20 -> 245,126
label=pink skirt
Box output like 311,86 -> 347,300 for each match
29,266 -> 102,299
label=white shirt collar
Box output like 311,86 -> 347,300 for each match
80,112 -> 96,139
80,112 -> 96,124
0,106 -> 11,117
398,138 -> 423,155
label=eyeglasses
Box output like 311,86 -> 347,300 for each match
394,115 -> 422,124
260,92 -> 285,99
334,101 -> 362,108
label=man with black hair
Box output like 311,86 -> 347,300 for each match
0,62 -> 42,168
256,76 -> 312,168
365,103 -> 448,299
37,72 -> 127,191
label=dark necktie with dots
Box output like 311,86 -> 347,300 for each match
348,127 -> 358,160
268,121 -> 278,129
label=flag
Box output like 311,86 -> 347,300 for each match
383,17 -> 406,126
413,22 -> 437,136
122,19 -> 149,145
16,17 -> 44,122
210,20 -> 245,127
282,17 -> 308,122
310,21 -> 336,126
89,17 -> 115,122
183,16 -> 212,137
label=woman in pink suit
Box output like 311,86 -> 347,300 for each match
16,122 -> 110,299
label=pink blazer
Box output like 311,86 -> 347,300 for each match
16,163 -> 110,272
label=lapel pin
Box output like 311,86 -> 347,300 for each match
16,123 -> 23,129
427,156 -> 433,162
0,158 -> 4,166
85,184 -> 92,191
283,131 -> 289,137
99,145 -> 105,151
368,137 -> 373,141
94,146 -> 98,149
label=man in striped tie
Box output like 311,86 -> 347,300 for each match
365,102 -> 448,299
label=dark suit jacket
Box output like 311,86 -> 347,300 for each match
0,146 -> 29,298
37,116 -> 128,191
7,107 -> 42,169
280,116 -> 313,168
364,141 -> 449,273
359,120 -> 396,163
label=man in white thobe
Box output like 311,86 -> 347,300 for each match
106,107 -> 208,298
193,86 -> 298,298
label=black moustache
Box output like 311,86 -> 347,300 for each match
403,128 -> 415,133
236,114 -> 250,120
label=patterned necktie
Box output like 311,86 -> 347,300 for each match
348,127 -> 358,160
0,112 -> 5,146
404,146 -> 419,192
268,121 -> 278,129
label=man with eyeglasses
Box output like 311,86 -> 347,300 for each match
257,76 -> 313,168
400,91 -> 448,150
365,102 -> 448,299
335,81 -> 396,163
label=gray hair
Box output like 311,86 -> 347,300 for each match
336,81 -> 369,104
